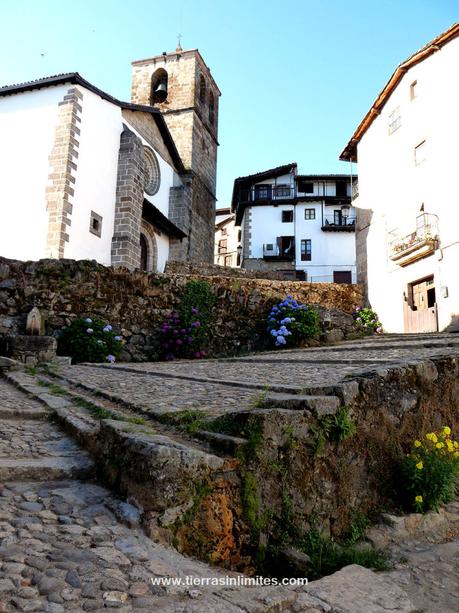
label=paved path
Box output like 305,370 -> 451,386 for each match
3,333 -> 459,611
56,333 -> 459,417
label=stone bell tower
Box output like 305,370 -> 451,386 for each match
131,45 -> 220,263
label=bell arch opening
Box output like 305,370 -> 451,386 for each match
150,69 -> 168,104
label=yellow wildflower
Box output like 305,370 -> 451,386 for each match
447,440 -> 454,452
415,495 -> 423,503
443,426 -> 451,436
436,442 -> 444,449
416,461 -> 423,470
414,440 -> 422,448
431,433 -> 438,443
454,451 -> 459,459
454,441 -> 459,449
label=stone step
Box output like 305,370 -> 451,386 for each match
195,430 -> 248,455
0,454 -> 94,481
0,406 -> 47,420
261,392 -> 341,416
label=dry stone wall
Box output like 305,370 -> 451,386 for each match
0,257 -> 363,360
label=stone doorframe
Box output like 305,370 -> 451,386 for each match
140,219 -> 158,272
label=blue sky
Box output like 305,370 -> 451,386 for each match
1,0 -> 457,207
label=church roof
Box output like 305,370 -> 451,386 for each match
0,72 -> 185,174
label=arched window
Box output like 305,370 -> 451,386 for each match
209,91 -> 215,125
143,147 -> 161,195
140,234 -> 149,271
199,75 -> 206,103
150,68 -> 168,104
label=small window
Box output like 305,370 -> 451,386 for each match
221,227 -> 227,236
237,229 -> 241,242
199,75 -> 206,103
336,181 -> 347,197
414,140 -> 426,165
410,80 -> 418,100
236,253 -> 241,266
298,181 -> 314,193
301,239 -> 311,261
209,91 -> 215,124
265,243 -> 274,251
218,238 -> 227,253
282,210 -> 293,223
388,106 -> 401,134
305,208 -> 315,220
224,255 -> 232,267
89,211 -> 102,238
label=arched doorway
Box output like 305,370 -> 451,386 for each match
139,221 -> 158,272
140,234 -> 149,271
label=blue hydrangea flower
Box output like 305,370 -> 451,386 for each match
85,318 -> 92,324
103,325 -> 113,332
97,340 -> 104,345
106,354 -> 116,363
271,329 -> 278,337
114,336 -> 122,342
86,328 -> 93,334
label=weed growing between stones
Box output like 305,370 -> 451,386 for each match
311,406 -> 356,454
58,317 -> 122,364
297,528 -> 390,580
399,426 -> 459,512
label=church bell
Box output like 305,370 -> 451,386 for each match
154,81 -> 167,102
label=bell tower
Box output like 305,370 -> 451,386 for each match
131,46 -> 221,263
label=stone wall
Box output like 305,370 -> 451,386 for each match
165,261 -> 289,280
0,257 -> 363,360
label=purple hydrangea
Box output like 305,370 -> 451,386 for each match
106,354 -> 116,363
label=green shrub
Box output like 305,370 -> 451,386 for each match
352,306 -> 382,333
58,317 -> 122,364
267,295 -> 320,348
159,280 -> 215,360
400,426 -> 459,512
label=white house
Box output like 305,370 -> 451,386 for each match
0,47 -> 220,271
215,207 -> 241,267
232,163 -> 357,282
340,22 -> 459,332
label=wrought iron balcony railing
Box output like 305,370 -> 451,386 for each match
389,213 -> 439,266
321,216 -> 356,231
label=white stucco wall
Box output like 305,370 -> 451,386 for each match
0,85 -> 69,261
247,201 -> 356,282
64,87 -> 122,265
355,36 -> 459,331
0,83 -> 180,272
155,231 -> 169,272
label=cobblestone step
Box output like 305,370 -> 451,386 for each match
0,455 -> 94,481
261,392 -> 341,415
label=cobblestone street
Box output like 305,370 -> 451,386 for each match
1,334 -> 459,611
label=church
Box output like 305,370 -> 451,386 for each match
0,45 -> 220,271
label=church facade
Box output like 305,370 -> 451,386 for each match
0,47 -> 220,271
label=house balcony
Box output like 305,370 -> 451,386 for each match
321,216 -> 356,232
263,240 -> 295,261
238,186 -> 296,204
389,213 -> 439,267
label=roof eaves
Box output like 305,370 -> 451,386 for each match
339,21 -> 459,162
0,73 -> 186,174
